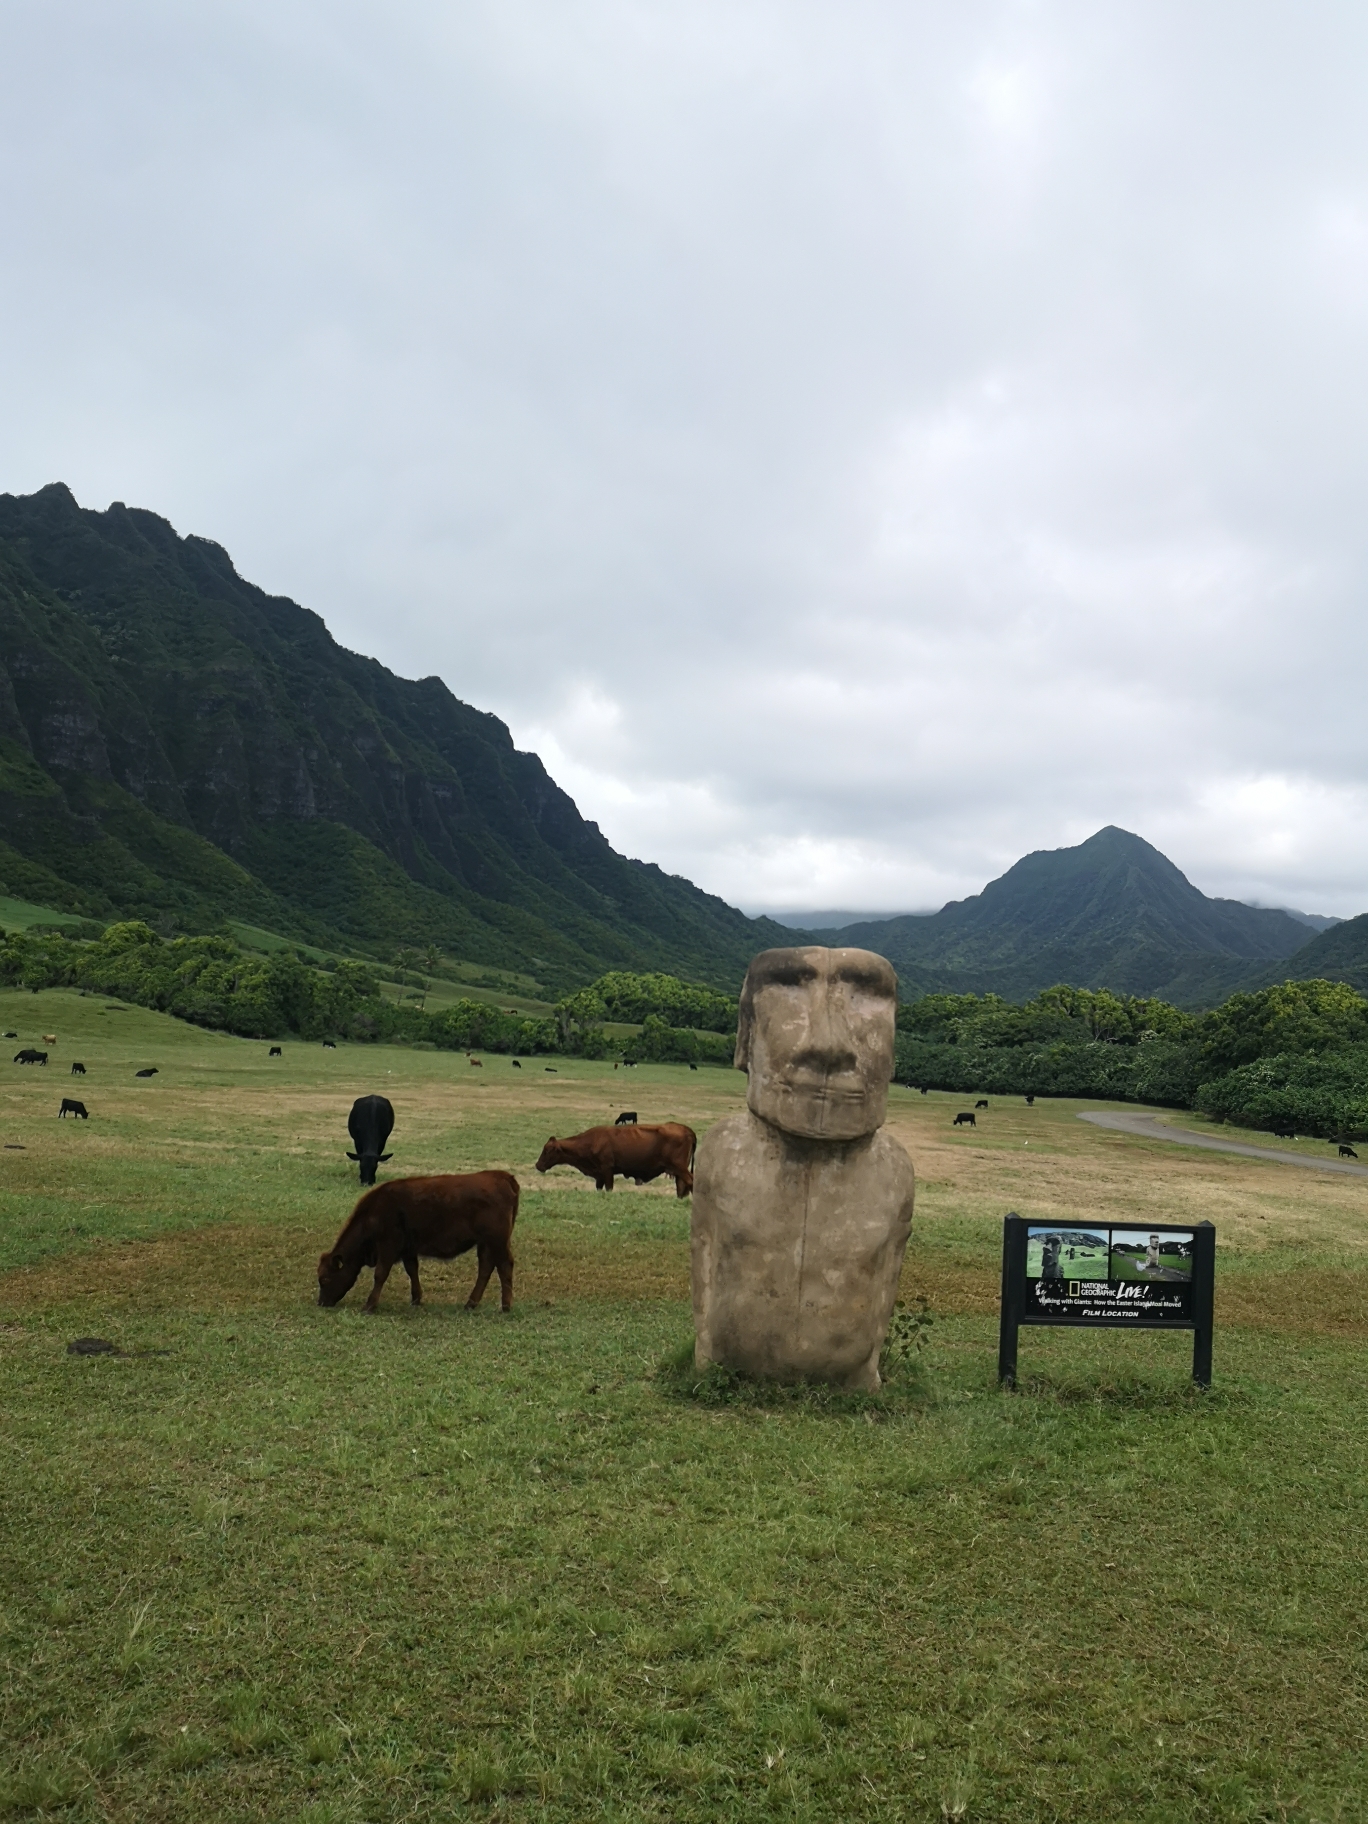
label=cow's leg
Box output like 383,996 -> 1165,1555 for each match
403,1251 -> 422,1305
364,1240 -> 400,1313
466,1244 -> 496,1310
496,1248 -> 514,1311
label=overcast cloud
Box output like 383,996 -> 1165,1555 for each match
4,1 -> 1368,916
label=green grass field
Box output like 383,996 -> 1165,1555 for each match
4,988 -> 1368,1822
0,895 -> 87,933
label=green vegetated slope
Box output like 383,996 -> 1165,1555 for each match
1,920 -> 740,1064
0,484 -> 794,996
832,826 -> 1317,1007
1236,909 -> 1368,996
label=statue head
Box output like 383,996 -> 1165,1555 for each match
735,946 -> 898,1140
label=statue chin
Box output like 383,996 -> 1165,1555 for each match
748,1079 -> 881,1142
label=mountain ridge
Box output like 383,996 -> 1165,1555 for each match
821,827 -> 1319,1006
0,483 -> 797,994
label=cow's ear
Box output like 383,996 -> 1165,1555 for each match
379,1152 -> 393,1161
346,1151 -> 359,1160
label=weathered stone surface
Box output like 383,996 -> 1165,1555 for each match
691,946 -> 915,1391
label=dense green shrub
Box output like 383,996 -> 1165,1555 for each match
1196,980 -> 1368,1075
893,1035 -> 1199,1107
621,1017 -> 733,1066
898,985 -> 1197,1048
1194,1048 -> 1368,1139
588,971 -> 738,1033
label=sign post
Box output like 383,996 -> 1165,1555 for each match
998,1213 -> 1214,1388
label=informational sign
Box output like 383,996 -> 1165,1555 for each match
998,1213 -> 1214,1386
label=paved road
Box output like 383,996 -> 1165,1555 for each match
1077,1109 -> 1368,1179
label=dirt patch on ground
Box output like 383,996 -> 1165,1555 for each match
0,1217 -> 693,1315
6,1217 -> 1364,1339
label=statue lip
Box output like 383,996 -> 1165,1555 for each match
778,1075 -> 869,1101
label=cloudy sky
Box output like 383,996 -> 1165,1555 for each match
5,2 -> 1368,918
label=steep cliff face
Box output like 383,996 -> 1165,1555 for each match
0,485 -> 788,991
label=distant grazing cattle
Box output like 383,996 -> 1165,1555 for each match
545,1067 -> 557,1073
974,1099 -> 988,1110
58,1099 -> 88,1120
512,1059 -> 522,1068
920,1087 -> 928,1095
14,1049 -> 47,1066
535,1122 -> 696,1198
1025,1094 -> 1035,1106
135,1067 -> 157,1078
615,1111 -> 638,1125
689,1063 -> 698,1071
1,1031 -> 15,1039
70,1061 -> 86,1076
43,1034 -> 57,1045
953,1112 -> 976,1127
269,1046 -> 282,1058
346,1093 -> 395,1186
469,1058 -> 483,1068
323,1040 -> 336,1050
1340,1144 -> 1359,1160
1273,1126 -> 1295,1140
317,1169 -> 519,1314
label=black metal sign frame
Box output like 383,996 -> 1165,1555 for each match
998,1212 -> 1214,1387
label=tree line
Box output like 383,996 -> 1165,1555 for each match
896,980 -> 1368,1137
7,919 -> 1368,1134
0,924 -> 737,1064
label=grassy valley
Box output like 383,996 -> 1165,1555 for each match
3,992 -> 1368,1821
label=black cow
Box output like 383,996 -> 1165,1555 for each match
1025,1094 -> 1035,1106
689,1063 -> 698,1071
953,1112 -> 976,1127
615,1111 -> 638,1125
135,1067 -> 157,1078
1273,1126 -> 1295,1140
512,1059 -> 522,1068
2,1031 -> 16,1038
347,1094 -> 395,1186
59,1099 -> 89,1119
975,1099 -> 989,1110
269,1046 -> 283,1058
1340,1143 -> 1359,1160
14,1049 -> 47,1065
920,1087 -> 928,1095
323,1040 -> 336,1050
545,1067 -> 557,1073
70,1061 -> 86,1076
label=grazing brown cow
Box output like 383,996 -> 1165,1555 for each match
317,1171 -> 519,1314
535,1122 -> 696,1198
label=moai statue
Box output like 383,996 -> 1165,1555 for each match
691,947 -> 915,1391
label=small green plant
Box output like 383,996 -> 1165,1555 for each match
880,1296 -> 933,1375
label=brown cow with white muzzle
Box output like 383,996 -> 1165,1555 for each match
535,1122 -> 696,1197
316,1171 -> 519,1313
